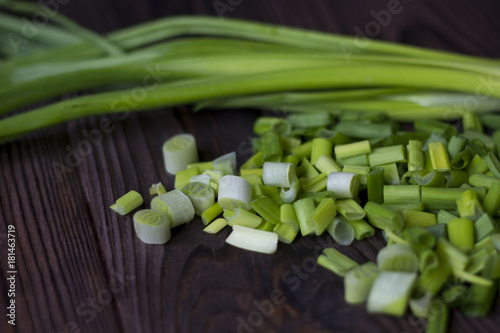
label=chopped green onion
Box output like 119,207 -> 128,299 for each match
447,135 -> 467,158
190,174 -> 211,186
241,151 -> 263,169
240,168 -> 263,177
447,218 -> 474,252
163,133 -> 198,174
414,119 -> 456,139
383,185 -> 421,205
133,209 -> 171,244
253,117 -> 290,135
468,173 -> 500,189
463,112 -> 483,132
368,145 -> 406,167
218,175 -> 252,211
377,244 -> 419,272
308,197 -> 336,236
483,182 -> 500,217
407,140 -> 424,171
317,248 -> 359,277
297,158 -> 319,180
364,202 -> 404,231
466,154 -> 489,175
336,121 -> 393,139
421,187 -> 486,210
182,182 -> 215,215
344,262 -> 378,304
151,190 -> 195,227
412,170 -> 446,187
175,167 -> 199,190
213,151 -> 237,175
300,172 -> 328,192
273,222 -> 299,244
311,138 -> 333,164
249,195 -> 281,225
149,182 -> 167,196
336,199 -> 366,221
110,190 -> 144,216
262,162 -> 295,187
336,154 -> 369,167
367,271 -> 417,317
343,217 -> 375,240
436,237 -> 469,271
201,202 -> 223,225
291,141 -> 313,160
256,221 -> 275,231
326,217 -> 355,245
456,188 -> 484,221
402,227 -> 436,253
437,210 -> 458,224
444,170 -> 469,188
261,131 -> 283,163
203,218 -> 228,234
426,300 -> 449,333
342,165 -> 370,185
326,172 -> 359,199
226,208 -> 262,228
379,163 -> 401,185
409,292 -> 433,318
314,154 -> 342,174
484,151 -> 500,178
384,202 -> 425,213
293,197 -> 317,236
187,161 -> 214,172
366,167 -> 385,204
225,225 -> 278,254
428,142 -> 451,172
334,140 -> 371,159
450,148 -> 471,170
404,210 -> 436,228
474,213 -> 499,242
281,137 -> 302,153
280,176 -> 300,203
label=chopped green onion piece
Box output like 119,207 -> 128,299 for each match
419,249 -> 439,275
273,222 -> 298,244
337,199 -> 366,221
368,145 -> 406,167
364,202 -> 403,231
468,173 -> 500,189
334,140 -> 371,159
282,155 -> 299,167
203,218 -> 228,234
466,154 -> 489,175
383,185 -> 421,205
384,229 -> 409,245
342,165 -> 370,185
414,119 -> 456,139
300,172 -> 328,192
241,174 -> 262,187
336,121 -> 393,139
149,182 -> 167,196
225,225 -> 278,254
151,190 -> 195,227
377,244 -> 419,272
327,172 -> 359,199
314,154 -> 342,174
280,176 -> 300,204
240,168 -> 263,177
407,140 -> 424,171
367,271 -> 417,317
463,112 -> 483,132
437,210 -> 458,224
416,250 -> 452,295
336,154 -> 369,167
428,142 -> 451,172
280,204 -> 299,231
450,148 -> 471,170
367,167 -> 385,204
343,217 -> 375,240
384,202 -> 425,213
249,195 -> 281,225
175,167 -> 199,190
293,197 -> 316,236
226,208 -> 262,228
426,300 -> 449,333
261,131 -> 283,163
190,174 -> 211,186
308,197 -> 336,236
483,182 -> 500,217
484,151 -> 500,178
379,163 -> 401,185
311,138 -> 333,164
441,285 -> 468,307
297,157 -> 319,180
474,213 -> 499,242
241,151 -> 263,169
456,189 -> 484,220
444,170 -> 469,188
262,162 -> 295,187
436,237 -> 469,271
163,133 -> 198,174
213,151 -> 237,175
253,117 -> 290,135
421,187 -> 486,211
409,292 -> 433,318
404,210 -> 436,228
344,262 -> 378,304
318,248 -> 359,277
447,218 -> 474,252
281,137 -> 302,153
187,161 -> 214,172
201,202 -> 223,226
412,170 -> 446,187
402,227 -> 436,253
327,217 -> 355,245
182,182 -> 215,216
256,221 -> 275,231
110,190 -> 143,216
133,209 -> 171,245
463,131 -> 495,151
447,135 -> 467,158
218,175 -> 252,211
291,141 -> 313,160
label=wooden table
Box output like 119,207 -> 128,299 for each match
1,0 -> 500,332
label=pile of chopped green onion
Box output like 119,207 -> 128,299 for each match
3,2 -> 500,143
110,110 -> 500,332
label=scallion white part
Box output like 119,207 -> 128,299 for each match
163,133 -> 199,174
213,151 -> 237,175
225,225 -> 278,254
344,262 -> 378,304
262,162 -> 295,187
280,176 -> 300,204
150,190 -> 195,227
190,174 -> 211,185
327,172 -> 359,199
133,209 -> 171,244
367,271 -> 417,316
218,175 -> 252,210
182,182 -> 215,215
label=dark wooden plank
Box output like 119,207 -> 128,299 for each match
1,1 -> 500,332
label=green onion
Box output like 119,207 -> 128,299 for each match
240,168 -> 263,177
293,197 -> 316,236
466,155 -> 489,175
335,140 -> 371,159
456,189 -> 484,221
203,218 -> 228,234
468,173 -> 500,189
261,131 -> 283,163
336,122 -> 393,139
314,154 -> 342,174
326,217 -> 355,245
402,227 -> 436,253
291,141 -> 313,160
343,217 -> 375,240
407,140 -> 424,171
336,199 -> 366,221
428,142 -> 451,172
226,208 -> 262,228
421,187 -> 486,210
364,202 -> 403,231
484,151 -> 500,178
383,185 -> 421,205
253,117 -> 290,135
256,221 -> 275,232
447,218 -> 475,252
336,154 -> 369,167
218,175 -> 252,211
300,173 -> 328,192
367,271 -> 417,317
297,158 -> 319,180
379,162 -> 401,185
288,113 -> 331,129
163,134 -> 199,174
311,138 -> 333,164
225,225 -> 278,254
368,145 -> 406,167
437,210 -> 458,224
182,182 -> 215,215
262,162 -> 295,187
151,190 -> 195,227
308,197 -> 336,236
482,182 -> 500,217
447,135 -> 468,158
404,210 -> 437,228
326,172 -> 359,199
409,292 -> 433,318
201,202 -> 223,226
317,248 -> 359,277
377,244 -> 419,272
273,222 -> 299,244
426,300 -> 449,333
344,262 -> 378,304
133,209 -> 171,244
213,151 -> 237,175
249,195 -> 281,225
342,165 -> 370,185
366,167 -> 385,204
412,170 -> 446,187
463,112 -> 483,132
110,190 -> 144,216
149,182 -> 167,196
280,176 -> 300,203
241,152 -> 263,169
474,213 -> 499,242
175,168 -> 199,190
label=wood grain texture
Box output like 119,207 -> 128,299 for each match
1,0 -> 500,332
